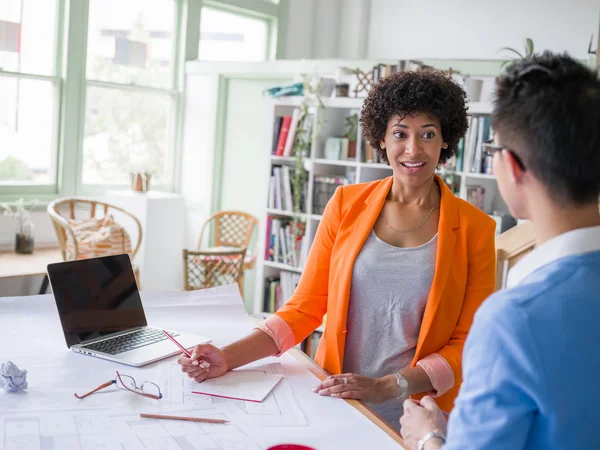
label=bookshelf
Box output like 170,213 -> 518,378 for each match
254,95 -> 508,358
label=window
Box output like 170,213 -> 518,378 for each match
0,0 -> 286,200
0,0 -> 59,185
199,7 -> 269,62
83,0 -> 177,186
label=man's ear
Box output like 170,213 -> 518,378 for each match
504,150 -> 525,183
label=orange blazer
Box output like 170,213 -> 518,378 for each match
275,176 -> 496,411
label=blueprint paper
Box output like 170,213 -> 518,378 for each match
0,285 -> 403,450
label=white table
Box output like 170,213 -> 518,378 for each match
0,285 -> 404,450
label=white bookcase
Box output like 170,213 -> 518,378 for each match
253,96 -> 506,316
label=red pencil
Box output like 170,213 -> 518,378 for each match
163,330 -> 192,357
163,330 -> 210,370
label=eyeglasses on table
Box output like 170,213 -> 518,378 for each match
74,371 -> 162,400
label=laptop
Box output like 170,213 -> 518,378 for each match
47,254 -> 211,367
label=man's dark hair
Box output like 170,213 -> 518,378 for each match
493,51 -> 600,205
360,69 -> 468,165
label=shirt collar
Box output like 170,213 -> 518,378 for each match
507,225 -> 600,288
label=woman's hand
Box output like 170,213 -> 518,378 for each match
400,397 -> 447,450
313,373 -> 397,403
177,344 -> 228,383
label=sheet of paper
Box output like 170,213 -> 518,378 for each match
191,370 -> 283,402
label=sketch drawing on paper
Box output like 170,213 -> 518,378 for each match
166,362 -> 308,427
0,413 -> 263,450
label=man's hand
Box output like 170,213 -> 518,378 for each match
313,373 -> 397,403
400,397 -> 447,450
177,344 -> 228,383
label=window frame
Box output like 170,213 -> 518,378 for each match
0,0 -> 64,201
0,0 -> 288,203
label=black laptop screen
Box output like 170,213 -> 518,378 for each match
48,254 -> 147,347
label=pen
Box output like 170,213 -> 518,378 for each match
163,330 -> 210,370
140,413 -> 228,424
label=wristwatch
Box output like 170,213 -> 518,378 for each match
394,372 -> 409,399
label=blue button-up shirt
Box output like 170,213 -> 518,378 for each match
445,225 -> 600,449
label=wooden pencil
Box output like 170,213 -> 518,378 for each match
140,413 -> 228,424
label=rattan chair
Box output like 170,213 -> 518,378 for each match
197,211 -> 259,296
47,198 -> 143,284
183,248 -> 247,291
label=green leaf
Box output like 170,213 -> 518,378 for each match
499,47 -> 524,59
524,38 -> 534,56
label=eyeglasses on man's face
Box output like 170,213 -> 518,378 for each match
482,142 -> 527,172
74,371 -> 162,400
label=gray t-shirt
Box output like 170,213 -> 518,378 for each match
343,230 -> 437,429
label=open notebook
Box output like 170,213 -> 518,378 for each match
191,370 -> 283,403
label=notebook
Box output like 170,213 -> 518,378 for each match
191,370 -> 283,403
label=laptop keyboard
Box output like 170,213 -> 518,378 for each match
81,328 -> 181,355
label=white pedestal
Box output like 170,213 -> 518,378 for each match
106,191 -> 185,291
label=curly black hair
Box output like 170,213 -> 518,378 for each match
493,51 -> 600,205
360,69 -> 469,165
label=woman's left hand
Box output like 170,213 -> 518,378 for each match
313,373 -> 394,404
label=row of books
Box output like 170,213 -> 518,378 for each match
262,272 -> 302,313
301,330 -> 323,360
372,60 -> 427,83
268,165 -> 307,213
271,108 -> 314,157
264,217 -> 309,268
444,116 -> 493,174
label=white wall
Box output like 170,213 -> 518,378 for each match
286,0 -> 599,60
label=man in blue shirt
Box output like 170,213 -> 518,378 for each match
400,52 -> 600,449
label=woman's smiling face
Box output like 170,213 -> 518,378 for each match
380,112 -> 447,187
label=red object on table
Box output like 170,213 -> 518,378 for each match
267,446 -> 316,450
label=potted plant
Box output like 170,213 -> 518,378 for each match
344,113 -> 358,159
500,37 -> 535,70
1,198 -> 38,254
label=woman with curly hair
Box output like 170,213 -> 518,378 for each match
178,70 -> 497,428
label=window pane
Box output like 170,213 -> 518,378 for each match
87,0 -> 175,88
199,8 -> 269,61
83,86 -> 173,185
0,0 -> 58,75
0,77 -> 55,183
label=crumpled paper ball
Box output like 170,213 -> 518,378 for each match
0,361 -> 28,392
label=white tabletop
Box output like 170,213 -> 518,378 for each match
0,285 -> 402,450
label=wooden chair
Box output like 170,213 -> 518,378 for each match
495,220 -> 536,291
197,211 -> 259,296
183,248 -> 247,291
47,198 -> 143,284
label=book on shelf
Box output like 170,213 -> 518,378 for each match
262,272 -> 302,314
463,116 -> 493,174
264,217 -> 306,268
268,165 -> 307,213
271,109 -> 313,158
302,330 -> 323,360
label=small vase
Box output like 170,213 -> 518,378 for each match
15,223 -> 34,254
131,172 -> 151,192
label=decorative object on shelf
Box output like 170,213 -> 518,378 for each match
351,68 -> 374,97
131,171 -> 151,192
319,78 -> 336,97
499,37 -> 535,70
335,83 -> 349,97
264,82 -> 304,98
344,113 -> 359,159
1,198 -> 38,254
463,75 -> 483,102
0,360 -> 28,393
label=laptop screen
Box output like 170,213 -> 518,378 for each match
48,254 -> 147,347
